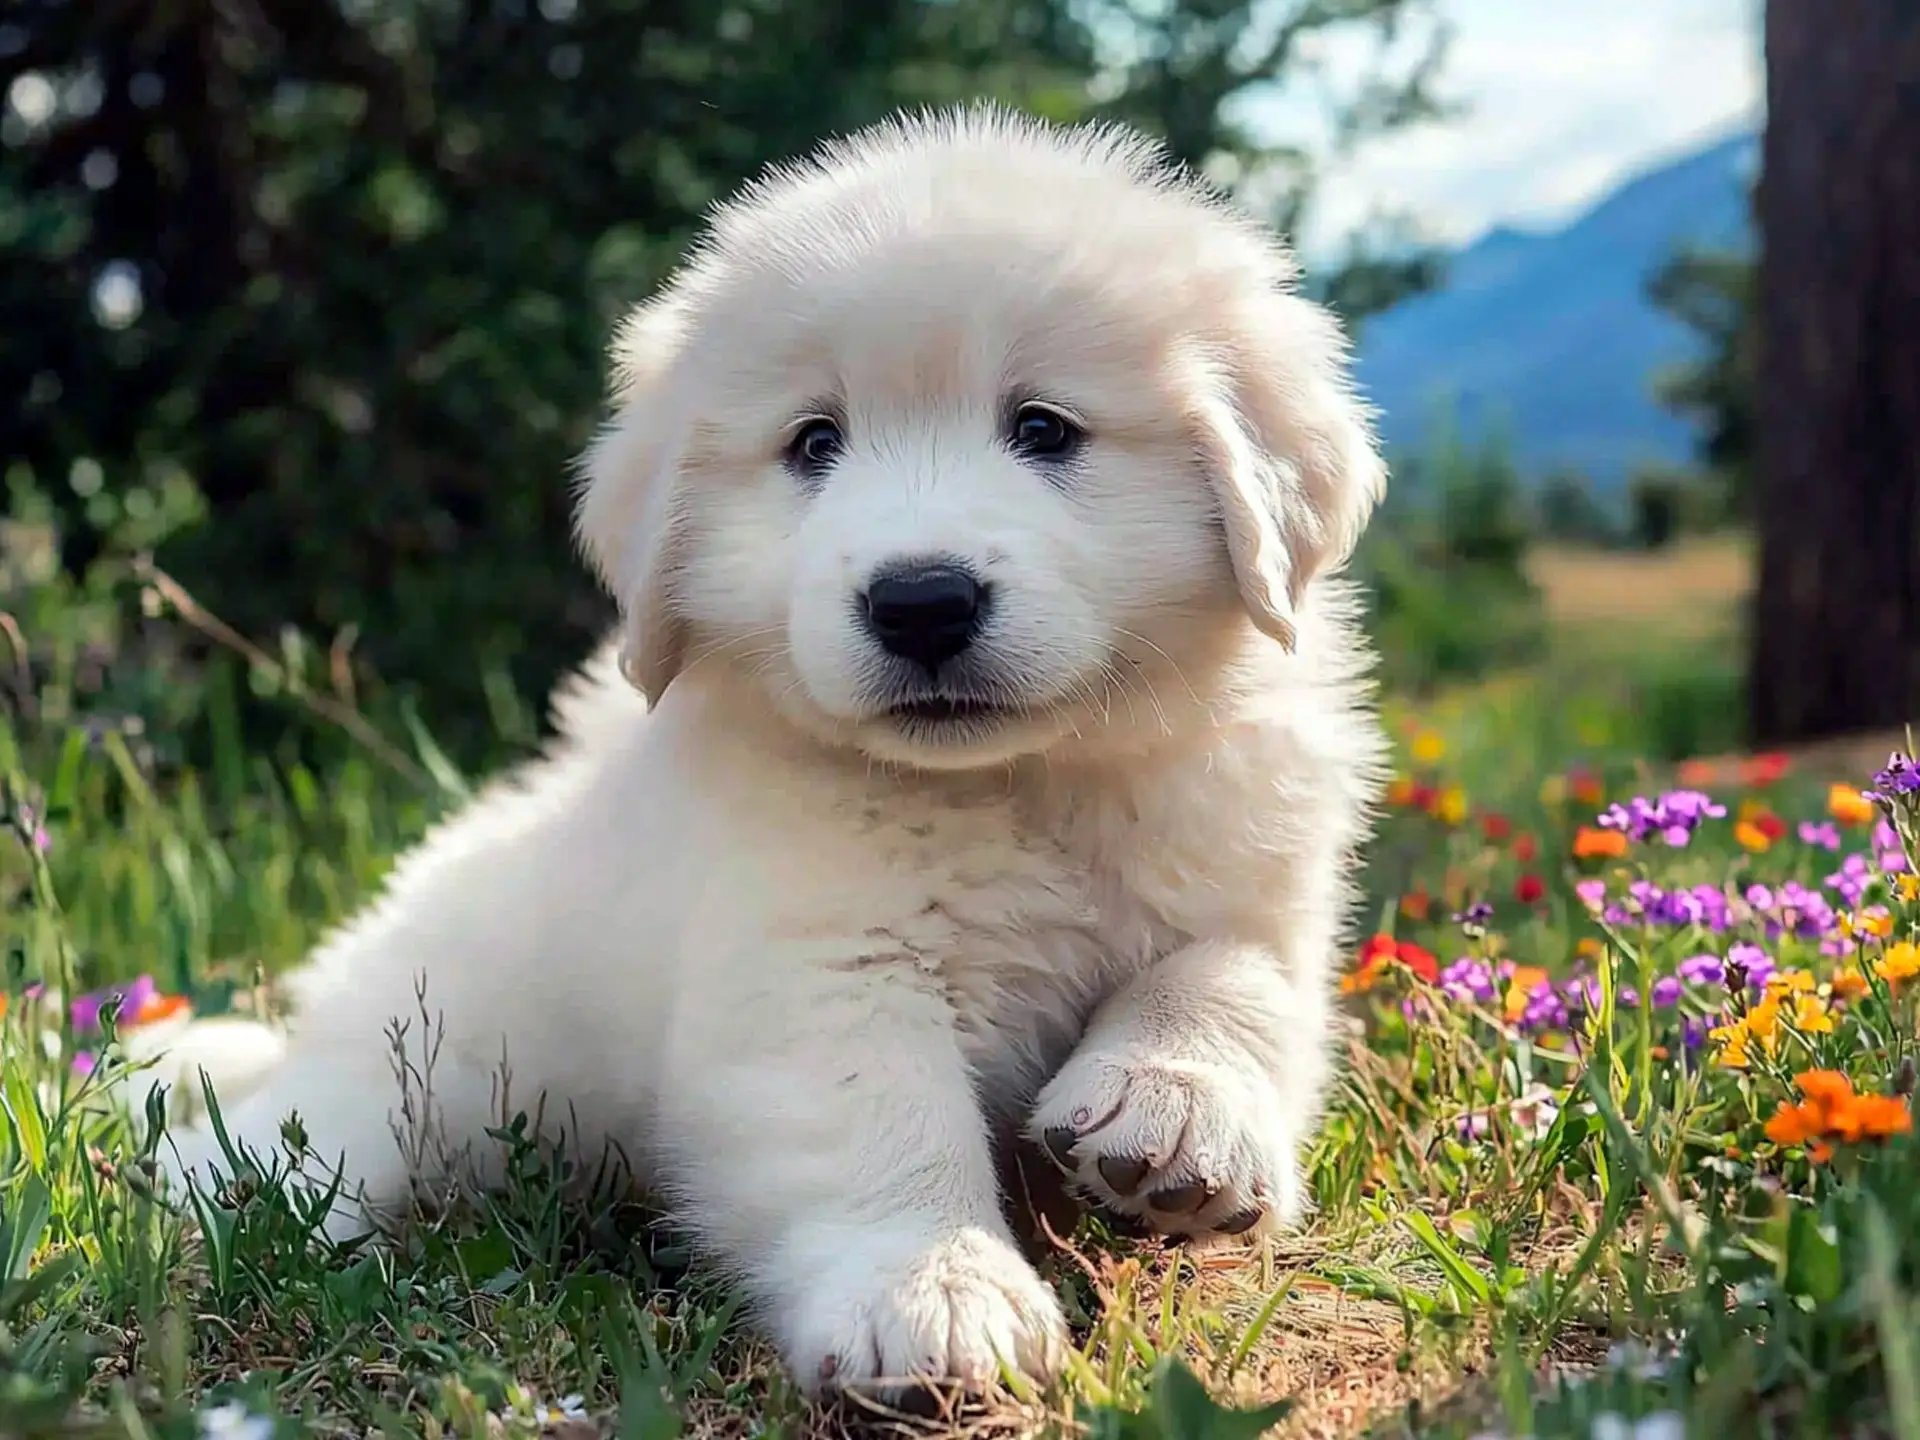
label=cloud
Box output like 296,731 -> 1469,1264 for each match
1245,0 -> 1763,258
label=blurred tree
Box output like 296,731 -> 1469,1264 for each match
1,0 -> 1448,762
1748,0 -> 1920,747
1533,467 -> 1619,547
1646,245 -> 1755,523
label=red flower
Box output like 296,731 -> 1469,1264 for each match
1514,873 -> 1546,905
1409,783 -> 1439,814
1392,940 -> 1439,984
1742,751 -> 1792,787
1754,811 -> 1788,841
1480,812 -> 1513,843
1512,832 -> 1539,864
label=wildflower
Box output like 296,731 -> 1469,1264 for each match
1503,965 -> 1551,1024
1399,888 -> 1432,921
1877,942 -> 1920,983
1801,820 -> 1843,851
1575,936 -> 1606,962
1727,941 -> 1776,991
1573,825 -> 1629,860
1539,774 -> 1568,807
1831,782 -> 1878,826
1790,993 -> 1834,1034
1568,768 -> 1606,806
1509,1082 -> 1560,1140
196,1401 -> 275,1440
1868,752 -> 1920,802
533,1395 -> 590,1426
1678,952 -> 1727,987
1439,956 -> 1497,1004
1677,758 -> 1719,787
1512,831 -> 1539,863
1734,819 -> 1772,852
1454,900 -> 1495,931
1832,968 -> 1871,1002
1590,1410 -> 1686,1440
1742,751 -> 1792,787
1876,818 -> 1910,874
1650,976 -> 1684,1008
1410,730 -> 1446,766
1574,878 -> 1608,913
1513,873 -> 1546,905
1480,811 -> 1512,843
1433,785 -> 1468,826
1597,790 -> 1727,847
1393,941 -> 1439,985
1385,776 -> 1416,807
1898,873 -> 1920,903
1765,1069 -> 1912,1154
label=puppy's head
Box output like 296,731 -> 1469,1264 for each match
575,106 -> 1385,770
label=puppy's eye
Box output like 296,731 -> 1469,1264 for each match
787,418 -> 844,477
1009,403 -> 1083,461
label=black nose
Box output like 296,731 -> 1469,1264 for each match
862,563 -> 987,672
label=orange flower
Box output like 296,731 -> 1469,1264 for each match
1393,941 -> 1440,985
1480,812 -> 1513,843
1832,968 -> 1871,1002
1512,832 -> 1539,864
1503,965 -> 1550,1022
1573,826 -> 1629,860
1763,1070 -> 1912,1155
1831,783 -> 1878,827
1569,769 -> 1605,807
1433,786 -> 1469,826
1399,888 -> 1433,921
128,992 -> 191,1027
1734,820 -> 1772,853
1575,937 -> 1605,962
1741,752 -> 1792,787
1514,873 -> 1546,905
1385,777 -> 1416,808
1877,942 -> 1920,983
1677,759 -> 1720,787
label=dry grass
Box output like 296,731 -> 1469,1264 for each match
1525,535 -> 1753,644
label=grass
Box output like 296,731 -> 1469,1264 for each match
8,537 -> 1920,1440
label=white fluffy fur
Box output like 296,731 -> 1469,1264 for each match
155,105 -> 1390,1397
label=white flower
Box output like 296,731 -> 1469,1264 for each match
532,1394 -> 589,1426
197,1401 -> 275,1440
1591,1411 -> 1686,1440
1510,1082 -> 1561,1140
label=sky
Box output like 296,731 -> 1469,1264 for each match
1262,0 -> 1764,258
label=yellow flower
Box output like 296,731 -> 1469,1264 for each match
1791,994 -> 1835,1034
1575,937 -> 1605,963
1831,783 -> 1878,827
1837,909 -> 1891,940
1877,942 -> 1920,982
1745,994 -> 1784,1047
1410,730 -> 1446,766
1766,969 -> 1816,998
1734,820 -> 1771,853
1832,968 -> 1871,1002
1898,874 -> 1920,904
1434,785 -> 1468,826
1710,1020 -> 1752,1069
1539,775 -> 1568,807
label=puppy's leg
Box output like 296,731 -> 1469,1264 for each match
1029,939 -> 1334,1240
660,969 -> 1067,1398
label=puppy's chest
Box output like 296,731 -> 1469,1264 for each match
855,789 -> 1220,1096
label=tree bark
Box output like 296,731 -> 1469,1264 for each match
1748,0 -> 1920,746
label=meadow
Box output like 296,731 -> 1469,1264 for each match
7,534 -> 1920,1440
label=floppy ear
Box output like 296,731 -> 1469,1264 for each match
572,296 -> 696,705
1191,286 -> 1387,651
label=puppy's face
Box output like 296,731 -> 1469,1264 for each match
577,109 -> 1386,770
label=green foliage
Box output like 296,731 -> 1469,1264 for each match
2,0 -> 1447,768
1533,467 -> 1621,547
1360,418 -> 1547,692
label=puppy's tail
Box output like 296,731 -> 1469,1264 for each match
119,1016 -> 288,1120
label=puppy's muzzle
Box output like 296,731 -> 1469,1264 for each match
860,559 -> 991,677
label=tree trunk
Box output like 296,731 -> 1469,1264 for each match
1748,0 -> 1920,746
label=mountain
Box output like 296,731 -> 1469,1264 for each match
1351,130 -> 1758,490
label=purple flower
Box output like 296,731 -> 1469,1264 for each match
1454,901 -> 1495,930
1439,956 -> 1497,1004
1868,752 -> 1920,802
1827,853 -> 1874,908
1678,952 -> 1727,987
1597,790 -> 1727,847
1651,976 -> 1684,1008
1681,1015 -> 1714,1051
1727,942 -> 1774,991
69,975 -> 156,1035
1875,819 -> 1909,873
71,1050 -> 96,1077
1574,879 -> 1608,913
1800,821 -> 1842,852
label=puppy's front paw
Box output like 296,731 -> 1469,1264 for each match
1030,1043 -> 1297,1239
777,1224 -> 1067,1400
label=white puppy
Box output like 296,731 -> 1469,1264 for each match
158,104 -> 1389,1398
